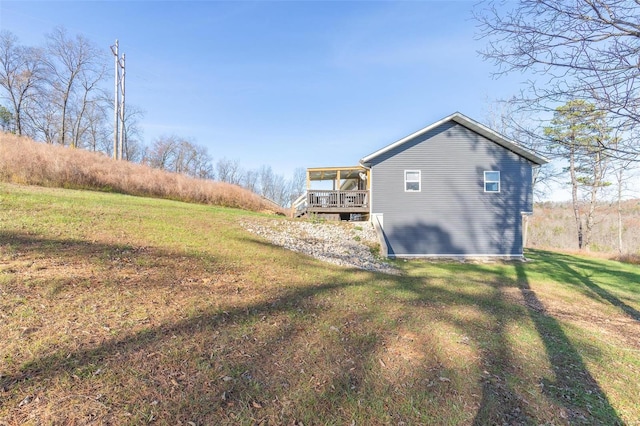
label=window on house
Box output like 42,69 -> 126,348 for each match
484,171 -> 500,192
405,170 -> 421,192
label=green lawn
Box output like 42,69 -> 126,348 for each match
1,183 -> 639,425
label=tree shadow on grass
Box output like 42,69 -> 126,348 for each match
513,261 -> 624,425
0,260 -> 352,423
0,231 -> 629,424
387,261 -> 540,424
531,249 -> 640,322
420,259 -> 625,425
470,285 -> 535,425
1,230 -> 407,423
0,231 -> 475,423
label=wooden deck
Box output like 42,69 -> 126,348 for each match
307,190 -> 369,212
293,165 -> 370,219
293,190 -> 369,218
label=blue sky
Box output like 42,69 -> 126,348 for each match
1,1 -> 529,180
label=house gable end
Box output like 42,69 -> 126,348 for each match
360,112 -> 548,167
367,119 -> 534,257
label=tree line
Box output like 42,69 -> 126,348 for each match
0,27 -> 111,149
145,134 -> 307,206
476,0 -> 640,254
0,27 -> 305,207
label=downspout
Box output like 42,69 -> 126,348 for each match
532,165 -> 541,193
372,213 -> 388,258
523,164 -> 542,256
360,162 -> 387,257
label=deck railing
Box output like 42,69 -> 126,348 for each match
307,190 -> 369,209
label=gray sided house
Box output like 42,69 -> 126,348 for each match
295,112 -> 548,258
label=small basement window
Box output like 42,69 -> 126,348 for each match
484,171 -> 500,192
405,170 -> 421,192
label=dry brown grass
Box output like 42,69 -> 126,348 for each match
612,253 -> 640,265
0,132 -> 283,214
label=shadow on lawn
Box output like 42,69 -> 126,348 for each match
469,281 -> 535,425
418,257 -> 625,425
532,250 -> 640,322
511,261 -> 624,425
0,233 -> 351,422
1,231 -> 408,423
0,232 -> 628,424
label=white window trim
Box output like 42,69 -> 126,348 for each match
404,170 -> 421,192
484,171 -> 500,193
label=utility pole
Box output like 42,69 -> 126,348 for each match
110,40 -> 125,160
111,40 -> 118,159
119,53 -> 125,161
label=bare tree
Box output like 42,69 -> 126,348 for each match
257,165 -> 276,200
146,135 -> 214,178
123,136 -> 146,164
146,135 -> 180,170
44,27 -> 105,147
1,27 -> 144,163
476,0 -> 640,158
608,135 -> 636,255
173,140 -> 197,175
288,167 -> 307,204
82,101 -> 108,152
273,173 -> 290,206
25,92 -> 59,144
242,169 -> 259,193
237,165 -> 305,207
0,31 -> 44,137
69,65 -> 107,149
267,172 -> 288,206
187,143 -> 214,179
216,158 -> 243,185
256,165 -> 293,206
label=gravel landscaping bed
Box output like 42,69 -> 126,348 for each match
241,219 -> 400,274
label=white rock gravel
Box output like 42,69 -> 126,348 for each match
241,219 -> 400,275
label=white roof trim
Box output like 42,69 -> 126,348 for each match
360,112 -> 549,166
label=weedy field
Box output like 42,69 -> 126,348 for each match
0,133 -> 281,215
1,183 -> 639,425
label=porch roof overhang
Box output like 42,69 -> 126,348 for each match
307,165 -> 368,181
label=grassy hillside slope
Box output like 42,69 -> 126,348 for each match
0,133 -> 282,214
1,184 -> 639,425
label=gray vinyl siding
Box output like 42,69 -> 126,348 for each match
368,121 -> 533,257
